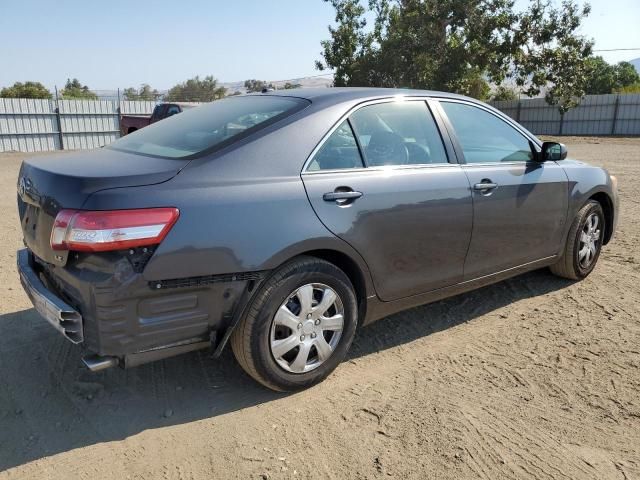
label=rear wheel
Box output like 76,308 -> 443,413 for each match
550,200 -> 604,280
231,256 -> 358,391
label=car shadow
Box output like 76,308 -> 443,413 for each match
0,268 -> 571,472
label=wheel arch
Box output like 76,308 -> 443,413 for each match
589,191 -> 614,245
292,249 -> 369,325
214,245 -> 373,361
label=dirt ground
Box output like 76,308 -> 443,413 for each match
0,137 -> 639,479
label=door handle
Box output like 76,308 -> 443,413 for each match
473,181 -> 498,191
323,191 -> 363,201
322,189 -> 363,205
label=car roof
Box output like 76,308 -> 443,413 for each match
254,87 -> 472,106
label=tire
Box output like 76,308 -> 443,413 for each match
550,200 -> 605,280
231,256 -> 358,392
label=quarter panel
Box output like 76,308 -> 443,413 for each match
83,172 -> 375,295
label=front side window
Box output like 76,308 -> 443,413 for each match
349,101 -> 448,166
110,96 -> 308,159
440,101 -> 533,164
307,121 -> 364,171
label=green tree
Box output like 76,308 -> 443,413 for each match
512,1 -> 593,112
614,62 -> 640,90
584,56 -> 615,94
244,79 -> 275,93
492,85 -> 519,101
166,76 -> 226,101
282,82 -> 302,89
615,82 -> 640,94
317,0 -> 593,112
467,76 -> 491,101
60,78 -> 98,99
314,0 -> 371,87
123,84 -> 161,101
0,81 -> 52,99
584,57 -> 640,94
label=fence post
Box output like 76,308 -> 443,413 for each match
516,100 -> 522,123
116,88 -> 122,138
558,111 -> 564,136
611,94 -> 620,136
54,86 -> 64,150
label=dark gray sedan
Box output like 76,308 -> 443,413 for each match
17,88 -> 618,391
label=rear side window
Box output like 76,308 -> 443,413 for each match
350,101 -> 448,166
307,121 -> 364,171
110,96 -> 308,159
166,105 -> 180,116
440,101 -> 533,163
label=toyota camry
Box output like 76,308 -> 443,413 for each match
17,88 -> 618,391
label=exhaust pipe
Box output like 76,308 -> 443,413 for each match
82,354 -> 118,372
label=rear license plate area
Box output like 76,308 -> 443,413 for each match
21,204 -> 40,246
20,203 -> 69,265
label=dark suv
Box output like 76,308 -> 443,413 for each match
17,88 -> 618,391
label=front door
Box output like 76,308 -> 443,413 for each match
302,100 -> 473,301
438,100 -> 569,279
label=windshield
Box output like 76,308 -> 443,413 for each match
110,96 -> 309,158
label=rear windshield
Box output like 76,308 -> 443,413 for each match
109,96 -> 309,159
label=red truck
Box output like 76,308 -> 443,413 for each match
120,102 -> 197,136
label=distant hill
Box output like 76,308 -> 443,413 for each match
220,75 -> 333,95
93,75 -> 334,100
630,58 -> 640,73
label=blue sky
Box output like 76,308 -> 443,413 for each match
0,0 -> 638,90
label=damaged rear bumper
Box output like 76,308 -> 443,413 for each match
17,248 -> 265,368
18,248 -> 84,344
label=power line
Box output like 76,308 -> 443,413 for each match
271,72 -> 334,84
593,47 -> 640,52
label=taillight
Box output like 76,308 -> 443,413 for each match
50,208 -> 179,252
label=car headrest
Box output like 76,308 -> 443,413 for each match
366,131 -> 407,166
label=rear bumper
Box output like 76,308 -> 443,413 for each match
18,247 -> 256,361
18,248 -> 84,343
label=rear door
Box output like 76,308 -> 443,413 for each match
437,100 -> 569,279
302,99 -> 473,301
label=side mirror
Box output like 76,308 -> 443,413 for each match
541,141 -> 568,161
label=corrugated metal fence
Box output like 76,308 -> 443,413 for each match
0,98 -> 157,153
2,93 -> 639,153
490,93 -> 640,136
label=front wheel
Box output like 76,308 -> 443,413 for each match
231,257 -> 358,392
550,200 -> 605,280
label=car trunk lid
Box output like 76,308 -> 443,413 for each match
18,148 -> 186,265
